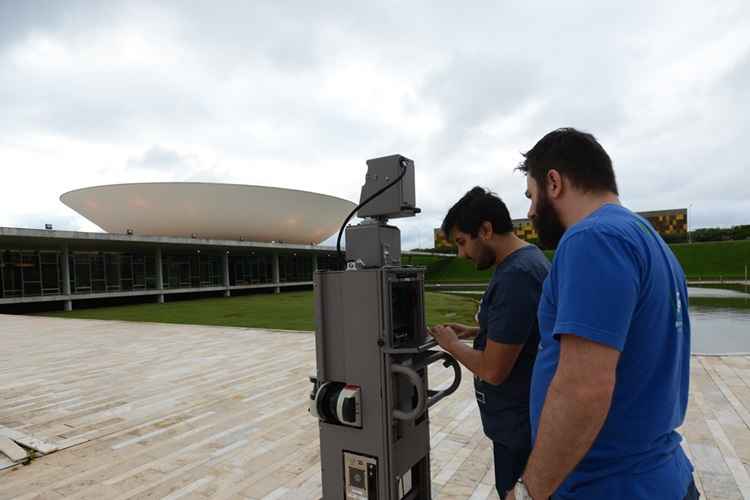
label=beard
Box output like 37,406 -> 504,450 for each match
532,191 -> 566,250
474,240 -> 497,270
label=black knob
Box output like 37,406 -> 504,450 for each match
341,396 -> 356,423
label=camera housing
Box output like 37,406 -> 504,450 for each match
357,155 -> 418,220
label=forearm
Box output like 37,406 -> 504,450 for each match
460,326 -> 480,340
442,340 -> 484,379
522,376 -> 614,498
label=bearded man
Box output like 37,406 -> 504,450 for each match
507,128 -> 698,500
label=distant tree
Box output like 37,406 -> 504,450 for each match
691,226 -> 748,242
731,225 -> 750,240
662,233 -> 689,244
409,246 -> 457,254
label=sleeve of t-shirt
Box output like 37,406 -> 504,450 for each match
552,229 -> 641,352
486,271 -> 542,345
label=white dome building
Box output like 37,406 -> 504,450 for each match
60,182 -> 356,245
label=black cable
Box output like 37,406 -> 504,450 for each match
336,160 -> 408,263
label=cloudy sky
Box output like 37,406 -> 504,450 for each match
1,0 -> 748,249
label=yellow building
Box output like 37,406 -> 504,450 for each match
434,228 -> 453,249
512,219 -> 538,242
434,222 -> 538,248
435,208 -> 688,247
638,209 -> 688,238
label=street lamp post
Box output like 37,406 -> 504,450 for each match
688,203 -> 694,244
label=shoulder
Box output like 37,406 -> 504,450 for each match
523,245 -> 551,269
558,206 -> 643,255
505,245 -> 551,279
554,210 -> 646,275
492,267 -> 544,297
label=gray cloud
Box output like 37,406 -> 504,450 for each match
10,212 -> 85,232
0,64 -> 211,143
0,1 -> 111,51
421,55 -> 540,159
1,1 -> 750,247
127,146 -> 191,171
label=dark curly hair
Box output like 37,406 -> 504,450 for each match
441,187 -> 513,239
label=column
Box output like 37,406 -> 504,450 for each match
223,252 -> 231,297
273,252 -> 280,294
62,244 -> 72,312
155,247 -> 164,304
312,253 -> 318,274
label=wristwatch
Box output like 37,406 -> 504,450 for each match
514,479 -> 532,499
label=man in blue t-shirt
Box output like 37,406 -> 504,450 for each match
506,128 -> 698,500
429,187 -> 550,497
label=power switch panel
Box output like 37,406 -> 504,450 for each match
344,452 -> 378,499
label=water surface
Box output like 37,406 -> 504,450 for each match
433,285 -> 750,354
689,286 -> 750,354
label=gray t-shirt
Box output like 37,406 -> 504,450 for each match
473,245 -> 550,442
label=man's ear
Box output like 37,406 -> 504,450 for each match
479,221 -> 494,240
547,169 -> 564,200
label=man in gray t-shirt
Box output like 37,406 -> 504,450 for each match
430,187 -> 550,497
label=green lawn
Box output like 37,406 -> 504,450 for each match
43,290 -> 479,331
670,240 -> 750,280
406,239 -> 750,283
403,253 -> 495,283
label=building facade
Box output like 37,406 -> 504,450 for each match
0,227 -> 344,311
637,209 -> 688,239
433,228 -> 452,249
512,219 -> 538,243
435,207 -> 689,247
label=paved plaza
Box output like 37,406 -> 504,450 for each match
0,315 -> 748,499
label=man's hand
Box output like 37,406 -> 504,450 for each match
428,324 -> 460,351
444,322 -> 477,339
504,490 -> 516,500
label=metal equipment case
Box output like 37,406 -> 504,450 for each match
310,154 -> 461,500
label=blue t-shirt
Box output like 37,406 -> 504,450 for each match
530,204 -> 694,499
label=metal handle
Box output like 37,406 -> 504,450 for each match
390,352 -> 462,421
390,364 -> 426,421
425,352 -> 462,410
